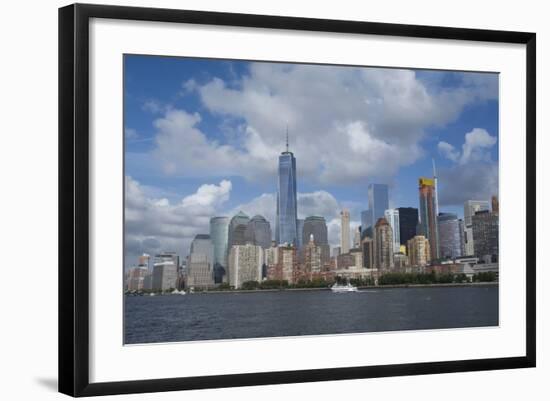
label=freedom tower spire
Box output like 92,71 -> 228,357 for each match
276,127 -> 298,246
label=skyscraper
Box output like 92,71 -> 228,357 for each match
228,211 -> 250,249
492,195 -> 499,214
186,234 -> 214,289
463,200 -> 490,256
245,215 -> 272,249
360,209 -> 372,238
303,234 -> 322,276
418,177 -> 439,260
407,235 -> 431,267
472,210 -> 499,262
368,183 -> 389,228
276,133 -> 298,246
340,209 -> 351,254
374,217 -> 394,270
384,208 -> 401,254
210,216 -> 229,283
438,213 -> 463,259
296,219 -> 305,249
228,243 -> 263,289
397,207 -> 418,246
302,216 -> 330,265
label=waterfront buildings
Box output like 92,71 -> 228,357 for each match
245,215 -> 272,249
384,208 -> 401,253
228,243 -> 263,288
186,234 -> 214,289
303,234 -> 322,278
491,195 -> 499,214
152,255 -> 178,291
126,265 -> 149,291
463,200 -> 490,256
302,216 -> 330,265
340,209 -> 351,254
407,235 -> 431,267
361,236 -> 374,269
472,210 -> 499,262
418,177 -> 440,260
374,217 -> 394,270
276,138 -> 298,246
210,216 -> 229,284
438,213 -> 464,259
397,207 -> 418,246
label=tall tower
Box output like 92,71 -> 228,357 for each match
432,159 -> 440,217
418,177 -> 439,260
340,209 -> 351,254
276,129 -> 298,245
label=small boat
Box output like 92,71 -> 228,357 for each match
331,282 -> 358,293
149,293 -> 156,297
171,289 -> 186,295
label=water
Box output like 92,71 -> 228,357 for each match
124,285 -> 498,344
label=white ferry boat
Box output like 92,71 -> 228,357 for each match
330,282 -> 358,293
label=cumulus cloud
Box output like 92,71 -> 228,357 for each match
144,63 -> 494,185
438,128 -> 497,165
124,176 -> 232,268
438,128 -> 498,206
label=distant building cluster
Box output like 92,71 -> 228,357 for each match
126,135 -> 499,291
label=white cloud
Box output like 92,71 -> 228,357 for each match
438,141 -> 460,162
124,176 -> 232,268
437,128 -> 498,206
438,128 -> 497,165
145,63 -> 493,185
460,128 -> 497,164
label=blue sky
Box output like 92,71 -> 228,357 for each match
124,55 -> 498,266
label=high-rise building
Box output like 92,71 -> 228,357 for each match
407,235 -> 431,267
367,183 -> 389,228
360,209 -> 372,238
186,234 -> 214,289
353,226 -> 361,249
438,213 -> 463,259
210,216 -> 229,284
361,236 -> 374,269
418,177 -> 439,260
397,207 -> 418,246
302,216 -> 330,265
126,266 -> 149,291
463,200 -> 490,256
279,244 -> 297,283
228,211 -> 250,250
296,219 -> 305,249
138,253 -> 151,272
472,210 -> 499,262
303,234 -> 322,276
152,252 -> 178,292
384,208 -> 401,254
340,209 -> 351,254
245,215 -> 272,249
374,217 -> 394,270
228,243 -> 263,288
276,134 -> 298,246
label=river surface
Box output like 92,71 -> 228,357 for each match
124,285 -> 498,344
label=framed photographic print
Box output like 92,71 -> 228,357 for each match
58,3 -> 536,397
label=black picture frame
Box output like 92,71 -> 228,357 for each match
59,3 -> 536,397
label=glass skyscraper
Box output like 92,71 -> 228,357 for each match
362,184 -> 389,237
437,213 -> 463,259
209,216 -> 229,283
276,145 -> 298,246
245,215 -> 272,249
397,207 -> 418,246
418,177 -> 439,260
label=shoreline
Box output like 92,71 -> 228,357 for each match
130,282 -> 498,296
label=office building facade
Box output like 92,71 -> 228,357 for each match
418,177 -> 439,260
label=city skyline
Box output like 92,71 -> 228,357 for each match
124,55 -> 499,268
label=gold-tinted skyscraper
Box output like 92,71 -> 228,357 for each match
418,177 -> 439,260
